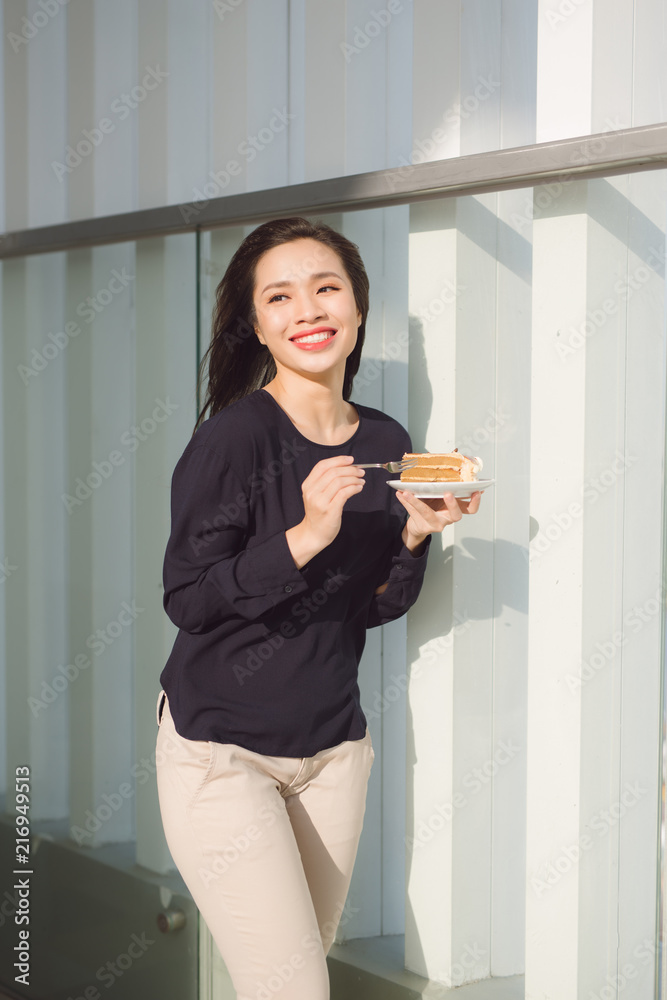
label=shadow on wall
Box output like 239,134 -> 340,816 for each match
406,536 -> 529,658
356,311 -> 528,645
406,313 -> 434,454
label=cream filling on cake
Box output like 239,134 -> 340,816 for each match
400,451 -> 483,482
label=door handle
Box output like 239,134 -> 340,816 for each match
157,908 -> 186,933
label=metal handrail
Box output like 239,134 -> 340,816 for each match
1,122 -> 667,259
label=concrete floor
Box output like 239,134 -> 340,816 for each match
328,935 -> 524,999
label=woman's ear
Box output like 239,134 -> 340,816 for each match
255,326 -> 266,347
357,310 -> 362,327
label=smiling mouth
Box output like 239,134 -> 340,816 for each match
290,328 -> 337,345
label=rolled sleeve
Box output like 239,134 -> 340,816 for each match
163,444 -> 308,633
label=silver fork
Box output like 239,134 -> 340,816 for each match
353,459 -> 418,474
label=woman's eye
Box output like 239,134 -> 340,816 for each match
267,285 -> 339,303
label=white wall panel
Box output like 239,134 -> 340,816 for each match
287,0 -> 306,185
577,176 -> 629,997
536,0 -> 594,143
525,193 -> 589,999
340,208 -> 388,941
490,187 -> 532,977
449,192 -> 499,982
460,1 -> 502,156
345,0 -> 387,176
615,169 -> 665,998
377,206 -> 411,935
166,0 -> 209,205
2,259 -> 30,802
245,0 -> 289,191
412,0 -> 462,162
68,243 -> 136,847
405,188 -> 531,987
93,0 -> 137,216
210,0 -> 247,200
27,0 -> 66,226
138,0 -> 169,210
134,233 -> 198,874
66,0 -> 95,221
528,24 -> 590,994
303,1 -> 346,181
500,0 -> 538,148
632,0 -> 667,128
64,246 -> 95,844
341,206 -> 413,939
23,15 -> 69,832
3,0 -> 29,231
591,0 -> 633,131
384,1 -> 413,169
25,254 -> 69,819
405,211 -> 461,986
3,255 -> 69,821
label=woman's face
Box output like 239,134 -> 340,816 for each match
252,238 -> 362,383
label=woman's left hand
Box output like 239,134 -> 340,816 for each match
396,489 -> 483,547
373,490 -> 483,592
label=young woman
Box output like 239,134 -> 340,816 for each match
155,217 -> 482,1000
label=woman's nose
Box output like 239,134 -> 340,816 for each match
294,293 -> 326,322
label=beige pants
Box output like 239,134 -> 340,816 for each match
155,690 -> 374,1000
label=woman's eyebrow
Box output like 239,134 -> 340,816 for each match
260,271 -> 344,295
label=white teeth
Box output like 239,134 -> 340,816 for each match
293,331 -> 334,344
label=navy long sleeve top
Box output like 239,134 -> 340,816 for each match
159,387 -> 432,756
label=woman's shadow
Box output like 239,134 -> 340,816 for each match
357,311 -> 530,648
357,314 -> 530,988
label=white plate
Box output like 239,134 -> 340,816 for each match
387,478 -> 495,499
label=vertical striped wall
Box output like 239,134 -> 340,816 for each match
1,2 -> 667,998
0,0 -> 664,233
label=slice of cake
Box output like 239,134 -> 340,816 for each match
400,449 -> 482,482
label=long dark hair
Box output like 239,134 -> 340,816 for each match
193,217 -> 370,434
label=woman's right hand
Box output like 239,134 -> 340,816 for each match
286,455 -> 365,569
